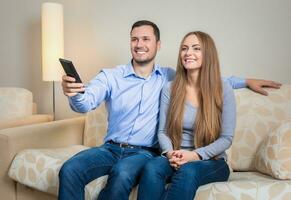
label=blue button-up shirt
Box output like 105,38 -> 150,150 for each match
69,62 -> 246,147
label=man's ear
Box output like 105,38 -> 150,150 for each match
157,40 -> 161,51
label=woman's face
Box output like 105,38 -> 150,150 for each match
180,34 -> 203,70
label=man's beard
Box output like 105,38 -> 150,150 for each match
133,56 -> 155,66
132,48 -> 156,66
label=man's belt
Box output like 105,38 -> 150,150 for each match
108,140 -> 158,152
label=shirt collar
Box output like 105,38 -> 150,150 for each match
123,60 -> 162,78
123,62 -> 136,77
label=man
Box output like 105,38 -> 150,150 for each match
59,20 -> 281,200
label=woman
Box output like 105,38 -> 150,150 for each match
137,31 -> 236,200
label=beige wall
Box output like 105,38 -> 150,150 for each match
0,0 -> 290,119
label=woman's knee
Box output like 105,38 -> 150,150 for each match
177,162 -> 200,180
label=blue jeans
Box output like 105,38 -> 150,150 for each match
58,143 -> 157,200
138,156 -> 230,200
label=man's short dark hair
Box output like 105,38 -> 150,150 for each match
131,20 -> 160,41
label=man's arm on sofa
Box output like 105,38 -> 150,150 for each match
246,79 -> 282,96
0,117 -> 85,200
225,76 -> 282,96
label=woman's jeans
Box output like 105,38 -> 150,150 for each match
58,143 -> 157,200
138,156 -> 230,200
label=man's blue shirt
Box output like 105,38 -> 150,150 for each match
69,62 -> 246,147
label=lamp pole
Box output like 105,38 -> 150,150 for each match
53,81 -> 56,120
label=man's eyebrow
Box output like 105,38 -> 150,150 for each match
182,44 -> 200,47
131,35 -> 152,38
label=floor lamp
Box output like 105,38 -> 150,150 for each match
41,2 -> 64,120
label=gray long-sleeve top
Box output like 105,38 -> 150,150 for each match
158,80 -> 236,160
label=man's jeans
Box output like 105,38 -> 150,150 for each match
58,143 -> 157,200
137,156 -> 230,200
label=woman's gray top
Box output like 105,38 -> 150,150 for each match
158,81 -> 236,160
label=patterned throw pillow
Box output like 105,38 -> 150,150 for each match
255,120 -> 291,179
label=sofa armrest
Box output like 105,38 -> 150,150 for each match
0,114 -> 54,130
0,116 -> 85,200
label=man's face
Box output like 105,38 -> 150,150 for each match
130,25 -> 160,65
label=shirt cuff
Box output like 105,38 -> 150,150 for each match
68,93 -> 85,111
160,149 -> 172,157
196,152 -> 202,160
161,151 -> 168,158
194,148 -> 208,160
234,77 -> 247,88
69,93 -> 84,101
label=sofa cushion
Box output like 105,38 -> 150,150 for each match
231,86 -> 291,171
0,87 -> 33,120
8,145 -> 89,195
8,146 -> 291,200
84,103 -> 107,147
8,145 -> 139,199
195,172 -> 291,200
255,120 -> 291,179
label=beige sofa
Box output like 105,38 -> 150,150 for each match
0,87 -> 53,130
1,86 -> 291,200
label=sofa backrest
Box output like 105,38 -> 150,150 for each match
231,85 -> 291,171
83,85 -> 291,172
0,87 -> 33,120
84,103 -> 107,147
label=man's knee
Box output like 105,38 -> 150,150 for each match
110,163 -> 135,183
59,161 -> 75,179
143,162 -> 158,176
59,157 -> 83,182
142,157 -> 168,177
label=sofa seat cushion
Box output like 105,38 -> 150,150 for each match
8,146 -> 291,200
8,145 -> 89,195
8,145 -> 139,200
196,172 -> 291,200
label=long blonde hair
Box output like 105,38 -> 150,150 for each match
167,31 -> 223,150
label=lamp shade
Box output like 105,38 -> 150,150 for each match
42,2 -> 64,81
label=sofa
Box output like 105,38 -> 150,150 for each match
0,87 -> 53,130
1,86 -> 291,200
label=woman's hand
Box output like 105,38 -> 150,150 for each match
166,151 -> 181,169
168,150 -> 201,169
166,150 -> 175,159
